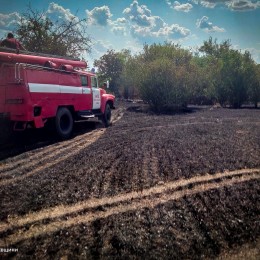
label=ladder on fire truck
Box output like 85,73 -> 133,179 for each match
0,47 -> 81,62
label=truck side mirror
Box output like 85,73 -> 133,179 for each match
102,80 -> 109,89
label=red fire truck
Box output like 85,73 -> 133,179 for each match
0,48 -> 115,139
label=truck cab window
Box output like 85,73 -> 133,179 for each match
80,75 -> 88,86
91,76 -> 98,88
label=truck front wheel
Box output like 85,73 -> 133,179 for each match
55,107 -> 73,139
102,103 -> 112,127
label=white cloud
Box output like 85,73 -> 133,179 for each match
111,26 -> 127,36
174,1 -> 194,12
189,0 -> 226,8
47,2 -> 77,21
190,0 -> 260,11
88,34 -> 143,68
150,16 -> 166,31
109,18 -> 128,35
86,6 -> 113,26
92,40 -> 112,55
123,0 -> 153,26
200,1 -> 218,8
166,1 -> 193,12
156,24 -> 191,38
227,0 -> 260,11
87,39 -> 113,68
130,25 -> 151,38
124,0 -> 190,40
0,12 -> 20,30
116,17 -> 127,24
196,16 -> 226,32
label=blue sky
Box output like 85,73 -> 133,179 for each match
1,0 -> 260,67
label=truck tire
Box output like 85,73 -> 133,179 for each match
102,103 -> 112,127
55,107 -> 73,139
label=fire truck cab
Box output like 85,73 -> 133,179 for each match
0,49 -> 115,139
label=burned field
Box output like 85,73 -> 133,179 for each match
0,103 -> 259,259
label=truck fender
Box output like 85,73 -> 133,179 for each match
101,94 -> 114,114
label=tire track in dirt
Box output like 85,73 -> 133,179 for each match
111,107 -> 125,124
0,134 -> 87,172
0,109 -> 124,186
0,108 -> 124,173
100,153 -> 124,195
0,168 -> 259,246
107,119 -> 260,139
142,146 -> 159,187
133,120 -> 260,132
0,129 -> 105,186
0,133 -> 99,175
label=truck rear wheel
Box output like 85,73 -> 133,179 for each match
55,107 -> 73,139
102,103 -> 112,127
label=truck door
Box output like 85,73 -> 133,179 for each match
91,76 -> 101,110
80,75 -> 92,110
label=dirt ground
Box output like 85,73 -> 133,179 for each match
0,101 -> 259,259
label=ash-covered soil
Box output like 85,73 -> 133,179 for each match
0,102 -> 259,259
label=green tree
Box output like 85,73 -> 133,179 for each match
120,55 -> 141,99
189,55 -> 215,105
247,63 -> 260,108
137,43 -> 194,112
16,6 -> 91,58
94,49 -> 130,95
199,38 -> 258,108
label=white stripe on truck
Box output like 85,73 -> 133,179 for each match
28,83 -> 91,94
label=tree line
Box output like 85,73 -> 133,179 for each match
94,39 -> 260,111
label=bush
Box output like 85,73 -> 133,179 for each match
139,58 -> 190,112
